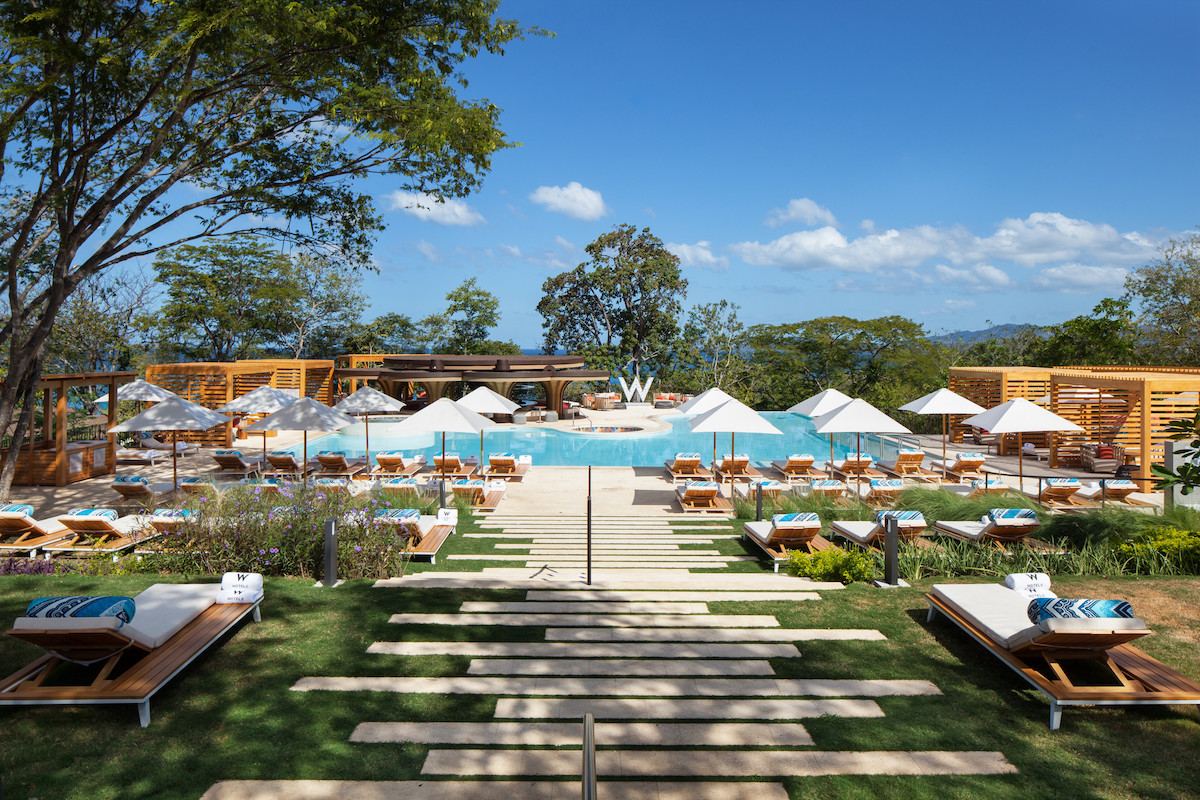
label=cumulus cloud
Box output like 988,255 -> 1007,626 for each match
668,240 -> 728,270
981,212 -> 1155,267
1032,263 -> 1129,294
766,198 -> 840,228
387,191 -> 485,226
931,263 -> 1014,290
415,240 -> 441,262
529,182 -> 610,221
731,225 -> 957,273
500,244 -> 522,258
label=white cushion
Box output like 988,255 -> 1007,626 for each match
930,583 -> 1035,649
11,616 -> 124,633
122,584 -> 218,649
936,520 -> 991,541
830,521 -> 880,545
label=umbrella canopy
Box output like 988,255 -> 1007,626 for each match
689,398 -> 782,470
96,378 -> 177,405
390,397 -> 497,480
245,397 -> 356,472
676,387 -> 736,415
787,387 -> 853,417
899,388 -> 986,466
217,385 -> 300,461
334,386 -> 407,459
458,385 -> 521,415
109,395 -> 230,486
962,397 -> 1083,488
811,399 -> 911,499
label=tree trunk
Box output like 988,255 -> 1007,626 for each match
0,342 -> 51,502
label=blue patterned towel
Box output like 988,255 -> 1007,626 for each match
870,479 -> 903,489
318,450 -> 346,456
113,475 -> 149,485
957,453 -> 986,461
490,452 -> 515,460
1045,477 -> 1080,487
383,477 -> 419,486
972,477 -> 1005,488
811,480 -> 843,489
376,508 -> 420,520
773,512 -> 820,528
876,509 -> 925,525
1103,479 -> 1137,489
26,596 -> 135,626
988,508 -> 1038,526
0,504 -> 35,516
215,450 -> 243,457
686,481 -> 718,490
787,453 -> 814,461
65,508 -> 118,520
675,452 -> 702,460
454,479 -> 485,488
154,509 -> 196,520
1027,598 -> 1133,623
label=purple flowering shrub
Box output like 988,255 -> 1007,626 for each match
0,558 -> 68,576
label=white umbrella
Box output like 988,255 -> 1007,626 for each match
899,388 -> 986,467
961,397 -> 1083,489
244,397 -> 356,474
96,378 -> 177,406
458,386 -> 521,464
676,387 -> 736,415
689,398 -> 783,472
334,386 -> 406,460
217,385 -> 299,461
109,395 -> 230,487
788,388 -> 854,466
390,397 -> 496,482
811,399 -> 911,499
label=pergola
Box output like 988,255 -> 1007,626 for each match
2,371 -> 135,486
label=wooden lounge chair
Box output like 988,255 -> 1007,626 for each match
809,479 -> 848,499
1075,479 -> 1153,507
210,450 -> 262,480
1024,477 -> 1096,510
0,581 -> 263,726
241,477 -> 284,494
770,453 -> 826,484
484,452 -> 530,481
664,452 -> 712,484
877,449 -> 941,483
377,477 -> 427,499
934,508 -> 1060,553
372,451 -> 409,475
263,451 -> 318,478
859,478 -> 905,506
925,582 -> 1200,729
675,480 -> 732,513
733,479 -> 787,500
933,452 -> 988,482
179,477 -> 227,496
114,448 -> 163,467
830,510 -> 932,551
41,510 -> 159,556
311,477 -> 370,497
372,507 -> 422,538
742,512 -> 836,571
405,509 -> 458,563
0,505 -> 71,556
450,478 -> 505,512
828,453 -> 888,482
110,476 -> 177,507
714,454 -> 762,483
432,453 -> 477,479
315,450 -> 368,478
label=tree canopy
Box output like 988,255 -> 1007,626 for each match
1124,230 -> 1200,365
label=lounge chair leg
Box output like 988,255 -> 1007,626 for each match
926,603 -> 937,623
252,605 -> 261,623
1049,702 -> 1062,731
138,700 -> 150,728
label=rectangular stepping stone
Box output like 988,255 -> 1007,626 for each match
378,571 -> 837,590
465,658 -> 775,676
291,676 -> 937,697
494,697 -> 884,720
521,562 -> 747,570
524,591 -> 821,602
446,554 -> 740,562
351,721 -> 812,746
457,602 -> 710,614
388,614 -> 780,628
421,749 -> 1016,778
201,780 -> 789,800
367,642 -> 801,659
546,628 -> 884,642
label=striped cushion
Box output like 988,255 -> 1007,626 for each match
490,452 -> 515,459
686,480 -> 718,489
313,477 -> 346,485
454,479 -> 485,488
26,596 -> 135,626
66,508 -> 118,520
154,509 -> 196,520
1103,479 -> 1137,489
988,508 -> 1038,526
957,453 -> 985,461
113,475 -> 149,485
773,512 -> 820,528
215,450 -> 243,457
269,450 -> 294,457
1027,598 -> 1133,623
870,479 -> 903,489
876,509 -> 925,525
675,452 -> 702,460
382,477 -> 419,486
376,508 -> 420,520
752,480 -> 783,489
811,480 -> 843,488
318,450 -> 346,456
0,504 -> 34,516
1045,477 -> 1080,487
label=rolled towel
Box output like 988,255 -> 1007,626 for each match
217,571 -> 264,604
1004,572 -> 1056,599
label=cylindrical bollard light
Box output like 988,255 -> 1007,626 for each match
884,515 -> 899,587
756,482 -> 763,521
322,517 -> 338,587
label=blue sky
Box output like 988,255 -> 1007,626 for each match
360,0 -> 1199,346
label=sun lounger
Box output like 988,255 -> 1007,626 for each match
809,479 -> 847,499
372,451 -> 409,475
403,508 -> 457,563
859,478 -> 904,506
932,452 -> 987,482
877,449 -> 941,483
733,479 -> 787,500
665,452 -> 713,484
675,480 -> 732,513
742,512 -> 836,571
311,477 -> 371,497
114,448 -> 163,466
934,508 -> 1059,553
715,454 -> 761,483
315,450 -> 368,478
263,451 -> 318,478
141,437 -> 200,457
450,478 -> 505,511
179,477 -> 228,496
42,509 -> 158,555
210,450 -> 262,479
377,476 -> 427,499
1075,479 -> 1153,506
770,453 -> 826,483
484,452 -> 531,481
1024,477 -> 1096,510
0,504 -> 71,556
830,510 -> 931,550
136,510 -> 203,554
110,476 -> 177,507
828,453 -> 888,481
372,507 -> 422,538
0,576 -> 263,726
925,580 -> 1200,729
432,452 -> 477,479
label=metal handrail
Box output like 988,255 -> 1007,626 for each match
582,713 -> 596,800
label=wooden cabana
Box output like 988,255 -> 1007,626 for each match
948,367 -> 1053,453
2,371 -> 136,486
145,359 -> 334,447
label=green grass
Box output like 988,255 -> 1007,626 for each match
1,573 -> 1198,799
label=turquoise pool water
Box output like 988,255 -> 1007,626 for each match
288,413 -> 906,468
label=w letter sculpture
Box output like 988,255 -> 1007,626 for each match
618,375 -> 654,403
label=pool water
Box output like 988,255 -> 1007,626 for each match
290,413 -> 907,468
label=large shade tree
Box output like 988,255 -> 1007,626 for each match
0,0 -> 535,497
1124,231 -> 1200,366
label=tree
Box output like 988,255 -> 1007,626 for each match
950,323 -> 1049,367
538,224 -> 687,378
1124,231 -> 1200,365
275,253 -> 366,359
1038,299 -> 1140,367
0,0 -> 536,497
45,268 -> 158,374
664,300 -> 752,397
442,277 -> 500,354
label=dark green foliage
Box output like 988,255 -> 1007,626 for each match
1115,527 -> 1200,573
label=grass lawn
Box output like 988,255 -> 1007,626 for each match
0,568 -> 1197,799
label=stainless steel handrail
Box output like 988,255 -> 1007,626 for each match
582,713 -> 596,800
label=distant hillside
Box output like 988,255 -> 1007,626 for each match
931,323 -> 1046,347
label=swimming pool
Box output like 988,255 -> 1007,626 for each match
289,413 -> 910,468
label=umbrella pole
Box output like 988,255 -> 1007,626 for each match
829,435 -> 834,475
480,429 -> 484,469
942,414 -> 947,467
304,432 -> 308,487
365,413 -> 370,463
856,431 -> 862,510
1018,432 -> 1024,492
442,431 -> 447,484
172,430 -> 179,488
712,433 -> 716,477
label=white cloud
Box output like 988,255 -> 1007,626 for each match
943,298 -> 978,311
668,240 -> 728,270
766,198 -> 840,228
415,240 -> 441,262
387,191 -> 485,226
980,212 -> 1155,267
731,225 -> 955,273
501,244 -> 522,258
529,182 -> 610,221
1032,263 -> 1129,294
931,263 -> 1014,290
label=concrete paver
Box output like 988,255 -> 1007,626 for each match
366,641 -> 801,658
493,697 -> 885,720
524,591 -> 822,602
465,658 -> 775,677
351,721 -> 813,747
456,602 -> 712,614
387,613 -> 781,628
202,780 -> 788,800
545,627 -> 885,642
